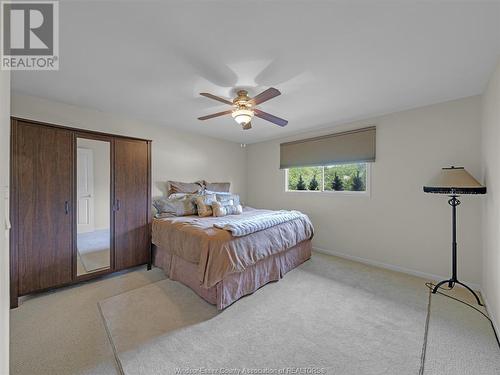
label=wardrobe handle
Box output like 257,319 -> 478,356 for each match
116,200 -> 120,211
64,201 -> 69,215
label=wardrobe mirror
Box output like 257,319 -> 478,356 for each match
76,138 -> 111,276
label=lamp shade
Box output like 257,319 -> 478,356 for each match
423,166 -> 486,195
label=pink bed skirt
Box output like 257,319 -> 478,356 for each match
153,240 -> 312,310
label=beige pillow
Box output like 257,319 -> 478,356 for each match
205,182 -> 230,193
195,194 -> 217,217
167,181 -> 204,197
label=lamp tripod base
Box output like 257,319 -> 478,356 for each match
432,278 -> 483,306
431,195 -> 483,306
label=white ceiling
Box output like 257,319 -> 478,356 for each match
12,0 -> 500,143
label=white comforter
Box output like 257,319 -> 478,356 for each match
213,210 -> 306,237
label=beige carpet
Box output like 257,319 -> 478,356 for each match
10,252 -> 500,375
100,253 -> 439,375
100,253 -> 500,375
98,277 -> 219,355
424,288 -> 500,374
77,229 -> 111,274
10,266 -> 166,375
79,249 -> 111,273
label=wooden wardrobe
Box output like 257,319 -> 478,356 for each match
10,118 -> 152,308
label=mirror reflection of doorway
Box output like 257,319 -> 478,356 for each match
76,138 -> 111,276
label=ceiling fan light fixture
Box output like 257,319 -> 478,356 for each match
232,108 -> 254,125
198,88 -> 287,129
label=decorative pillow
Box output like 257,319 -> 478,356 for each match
205,182 -> 230,193
167,181 -> 204,197
153,194 -> 197,217
212,201 -> 243,217
195,194 -> 217,217
215,193 -> 240,206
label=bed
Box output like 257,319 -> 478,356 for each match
152,207 -> 314,309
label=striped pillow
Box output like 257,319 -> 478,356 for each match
212,201 -> 243,217
215,193 -> 240,206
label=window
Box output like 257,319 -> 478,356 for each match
286,163 -> 369,193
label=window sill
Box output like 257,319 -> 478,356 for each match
285,190 -> 370,197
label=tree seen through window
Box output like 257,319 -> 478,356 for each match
287,163 -> 367,192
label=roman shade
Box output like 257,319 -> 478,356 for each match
280,126 -> 376,169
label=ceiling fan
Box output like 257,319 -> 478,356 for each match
197,87 -> 288,130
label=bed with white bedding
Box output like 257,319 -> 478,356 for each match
152,207 -> 314,309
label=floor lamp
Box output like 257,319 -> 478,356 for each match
423,166 -> 486,306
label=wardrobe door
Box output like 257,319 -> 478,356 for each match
13,122 -> 73,295
114,138 -> 150,270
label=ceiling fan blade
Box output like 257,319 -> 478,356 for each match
250,87 -> 281,105
200,92 -> 233,105
242,122 -> 252,130
198,110 -> 233,120
254,109 -> 288,127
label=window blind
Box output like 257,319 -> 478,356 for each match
280,126 -> 376,169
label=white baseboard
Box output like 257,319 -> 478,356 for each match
312,246 -> 482,292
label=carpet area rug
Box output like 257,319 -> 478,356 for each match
80,249 -> 111,273
99,253 -> 446,375
78,229 -> 111,272
423,288 -> 500,374
98,275 -> 218,355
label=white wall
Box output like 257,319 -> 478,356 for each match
481,59 -> 500,331
10,93 -> 487,289
0,71 -> 10,375
247,96 -> 483,286
11,93 -> 248,201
